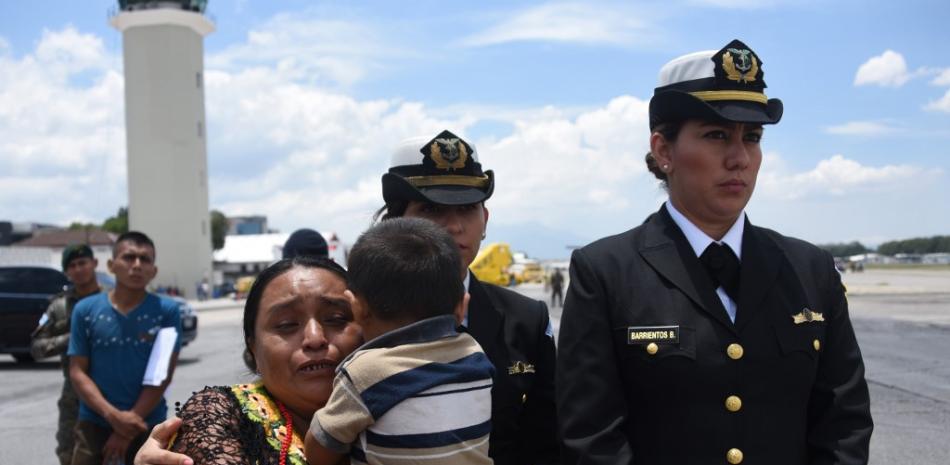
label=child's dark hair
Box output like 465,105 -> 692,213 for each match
348,217 -> 463,323
113,230 -> 156,257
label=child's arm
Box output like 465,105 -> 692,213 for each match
306,369 -> 374,465
304,430 -> 344,465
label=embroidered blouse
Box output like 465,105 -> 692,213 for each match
171,383 -> 307,465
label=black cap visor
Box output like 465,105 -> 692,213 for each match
382,170 -> 495,206
650,90 -> 783,128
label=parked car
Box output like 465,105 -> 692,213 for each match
166,295 -> 198,347
0,266 -> 197,364
0,266 -> 68,363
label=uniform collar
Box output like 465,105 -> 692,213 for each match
665,200 -> 745,261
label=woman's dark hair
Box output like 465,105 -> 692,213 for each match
645,120 -> 685,187
242,256 -> 348,372
372,199 -> 409,224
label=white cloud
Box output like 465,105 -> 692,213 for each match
854,50 -> 912,87
198,67 -> 467,237
460,3 -> 650,47
34,27 -> 111,76
932,68 -> 950,86
200,64 -> 653,238
481,96 -> 651,224
824,120 -> 901,136
924,89 -> 950,113
758,153 -> 936,200
0,28 -> 127,224
208,13 -> 414,87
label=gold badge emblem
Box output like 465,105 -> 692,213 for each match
792,307 -> 825,324
721,48 -> 759,84
428,137 -> 469,171
507,361 -> 536,375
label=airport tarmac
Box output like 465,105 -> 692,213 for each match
842,268 -> 950,325
1,268 -> 947,464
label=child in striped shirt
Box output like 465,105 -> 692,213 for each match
306,217 -> 495,465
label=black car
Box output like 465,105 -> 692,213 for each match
0,266 -> 198,363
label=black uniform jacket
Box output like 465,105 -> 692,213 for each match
467,275 -> 560,465
557,206 -> 872,465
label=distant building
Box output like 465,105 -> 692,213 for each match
0,221 -> 59,246
847,253 -> 894,265
213,231 -> 347,284
1,229 -> 116,272
922,253 -> 950,265
893,253 -> 924,264
213,233 -> 287,284
227,215 -> 269,235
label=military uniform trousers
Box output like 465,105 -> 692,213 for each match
57,366 -> 80,465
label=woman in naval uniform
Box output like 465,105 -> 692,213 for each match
375,130 -> 559,465
556,39 -> 873,465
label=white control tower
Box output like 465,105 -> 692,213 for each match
111,1 -> 214,298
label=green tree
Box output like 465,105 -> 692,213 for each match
68,221 -> 98,230
817,241 -> 869,257
102,207 -> 129,234
877,236 -> 950,255
210,210 -> 228,250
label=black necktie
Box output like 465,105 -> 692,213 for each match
699,243 -> 740,301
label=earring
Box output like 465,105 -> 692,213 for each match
662,164 -> 669,171
482,231 -> 487,240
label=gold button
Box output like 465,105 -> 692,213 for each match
725,395 -> 742,412
727,343 -> 744,360
521,393 -> 527,403
646,343 -> 659,355
813,339 -> 821,351
727,448 -> 744,464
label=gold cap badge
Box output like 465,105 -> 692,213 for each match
428,137 -> 469,171
721,48 -> 759,84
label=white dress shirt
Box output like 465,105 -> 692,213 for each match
461,271 -> 471,327
665,201 -> 745,323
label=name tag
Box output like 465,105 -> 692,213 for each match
627,325 -> 680,345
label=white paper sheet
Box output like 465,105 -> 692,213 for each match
142,327 -> 178,386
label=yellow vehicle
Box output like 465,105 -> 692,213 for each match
521,262 -> 545,283
509,261 -> 545,284
234,276 -> 256,299
470,242 -> 513,286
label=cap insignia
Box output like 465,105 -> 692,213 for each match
721,48 -> 759,84
428,137 -> 469,171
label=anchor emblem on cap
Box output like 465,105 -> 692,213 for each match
427,136 -> 468,171
722,48 -> 759,84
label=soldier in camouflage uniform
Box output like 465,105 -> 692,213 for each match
31,244 -> 101,465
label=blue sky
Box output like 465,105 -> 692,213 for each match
2,0 -> 949,258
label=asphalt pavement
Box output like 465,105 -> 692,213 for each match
1,269 -> 947,464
